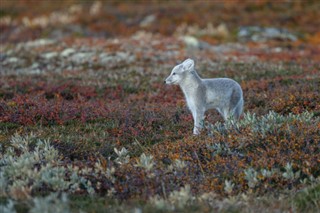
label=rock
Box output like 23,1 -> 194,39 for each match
15,67 -> 41,75
0,56 -> 26,69
21,39 -> 55,48
31,62 -> 39,69
116,52 -> 132,61
99,53 -> 113,64
131,31 -> 154,40
238,26 -> 297,42
176,23 -> 230,39
162,157 -> 172,165
61,48 -> 76,57
6,57 -> 19,63
90,1 -> 102,16
99,52 -> 135,65
28,69 -> 42,74
42,52 -> 58,59
0,53 -> 7,61
140,14 -> 156,27
211,43 -> 248,53
182,36 -> 199,48
3,57 -> 26,68
180,36 -> 211,50
70,52 -> 94,64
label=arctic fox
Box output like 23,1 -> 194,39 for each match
165,58 -> 243,135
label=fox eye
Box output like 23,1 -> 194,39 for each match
173,73 -> 176,75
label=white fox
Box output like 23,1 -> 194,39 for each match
165,58 -> 244,135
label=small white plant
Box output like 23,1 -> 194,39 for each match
261,169 -> 275,178
165,58 -> 243,135
241,112 -> 258,126
10,132 -> 36,152
244,168 -> 259,188
282,162 -> 300,180
114,147 -> 130,165
105,167 -> 116,183
207,142 -> 231,156
135,153 -> 154,171
93,160 -> 116,183
30,193 -> 70,213
207,110 -> 317,136
1,133 -> 97,200
224,179 -> 235,194
169,185 -> 194,209
0,200 -> 16,213
150,195 -> 173,211
173,159 -> 187,170
150,185 -> 194,210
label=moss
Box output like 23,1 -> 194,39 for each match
0,122 -> 20,130
293,183 -> 320,212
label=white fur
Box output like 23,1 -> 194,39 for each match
165,58 -> 244,135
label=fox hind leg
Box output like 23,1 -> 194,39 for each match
233,98 -> 243,120
229,88 -> 243,120
216,107 -> 231,121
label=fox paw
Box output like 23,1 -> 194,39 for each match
193,127 -> 200,135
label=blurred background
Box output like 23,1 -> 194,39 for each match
1,2 -> 320,210
1,0 -> 319,44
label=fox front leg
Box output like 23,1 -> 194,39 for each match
192,109 -> 205,135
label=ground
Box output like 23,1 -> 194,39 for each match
0,1 -> 319,212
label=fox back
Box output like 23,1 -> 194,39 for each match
203,78 -> 243,119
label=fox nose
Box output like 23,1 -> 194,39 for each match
164,80 -> 166,84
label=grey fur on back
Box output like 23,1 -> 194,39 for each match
203,78 -> 243,120
165,58 -> 244,135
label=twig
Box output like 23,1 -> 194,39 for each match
193,151 -> 206,178
161,181 -> 167,200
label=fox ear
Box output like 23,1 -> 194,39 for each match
182,58 -> 194,71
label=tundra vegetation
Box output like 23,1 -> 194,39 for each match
0,1 -> 319,212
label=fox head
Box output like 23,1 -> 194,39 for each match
165,58 -> 195,85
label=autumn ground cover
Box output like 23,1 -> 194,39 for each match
0,1 -> 320,212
